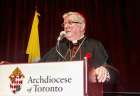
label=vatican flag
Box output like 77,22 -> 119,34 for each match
26,10 -> 40,63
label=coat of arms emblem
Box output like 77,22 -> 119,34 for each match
9,67 -> 24,94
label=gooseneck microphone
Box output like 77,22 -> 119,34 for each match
57,31 -> 66,41
56,31 -> 67,60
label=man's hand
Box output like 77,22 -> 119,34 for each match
95,66 -> 109,83
0,61 -> 9,64
89,66 -> 110,83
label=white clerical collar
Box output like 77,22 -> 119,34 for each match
72,35 -> 85,44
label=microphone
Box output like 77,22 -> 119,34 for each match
56,31 -> 66,60
57,31 -> 66,41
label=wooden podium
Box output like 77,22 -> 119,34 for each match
0,61 -> 103,96
88,82 -> 103,96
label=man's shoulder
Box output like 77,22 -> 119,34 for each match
86,38 -> 101,45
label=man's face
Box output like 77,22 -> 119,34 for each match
63,15 -> 85,41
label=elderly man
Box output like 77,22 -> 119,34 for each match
40,11 -> 115,84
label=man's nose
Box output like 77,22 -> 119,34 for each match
64,24 -> 70,30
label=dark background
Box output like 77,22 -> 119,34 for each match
0,0 -> 140,92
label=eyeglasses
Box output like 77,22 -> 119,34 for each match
61,21 -> 82,27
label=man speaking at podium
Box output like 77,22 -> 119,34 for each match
40,11 -> 117,91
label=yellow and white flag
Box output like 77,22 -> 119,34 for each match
26,10 -> 40,63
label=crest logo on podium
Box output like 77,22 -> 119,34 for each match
9,67 -> 25,94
